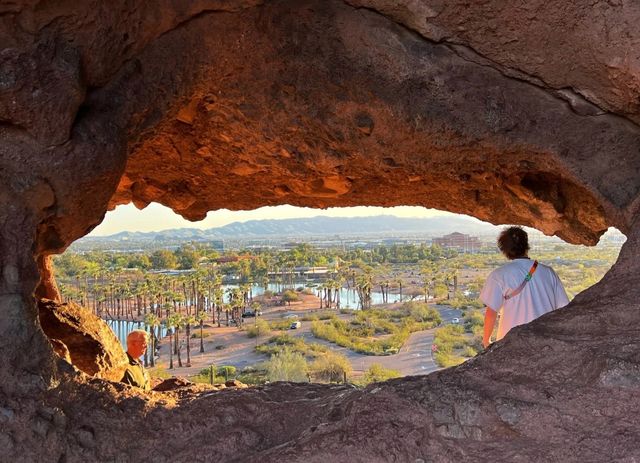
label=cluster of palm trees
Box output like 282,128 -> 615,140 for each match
54,243 -> 472,369
58,266 -> 249,368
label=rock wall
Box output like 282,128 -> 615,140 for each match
0,0 -> 639,460
38,299 -> 128,382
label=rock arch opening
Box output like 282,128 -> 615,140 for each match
48,202 -> 625,388
2,0 -> 640,460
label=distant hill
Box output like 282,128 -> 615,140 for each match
78,215 -> 501,245
211,215 -> 498,237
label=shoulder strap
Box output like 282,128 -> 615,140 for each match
504,260 -> 538,301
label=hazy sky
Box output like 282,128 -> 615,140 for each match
89,203 -> 455,236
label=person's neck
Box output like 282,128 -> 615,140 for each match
512,256 -> 530,260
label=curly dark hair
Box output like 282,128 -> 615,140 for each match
497,226 -> 529,259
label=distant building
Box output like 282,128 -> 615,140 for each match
433,232 -> 481,253
209,240 -> 224,251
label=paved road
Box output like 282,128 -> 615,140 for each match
159,304 -> 463,377
301,305 -> 462,377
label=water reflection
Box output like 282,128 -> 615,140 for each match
223,283 -> 395,307
107,319 -> 167,348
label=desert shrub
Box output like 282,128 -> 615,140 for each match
148,366 -> 172,380
301,311 -> 335,321
268,319 -> 293,331
434,351 -> 467,368
265,347 -> 309,382
246,319 -> 271,338
310,351 -> 352,383
432,324 -> 478,368
217,365 -> 236,378
464,310 -> 484,332
362,363 -> 401,384
192,365 -> 227,384
463,345 -> 478,357
310,306 -> 437,355
256,334 -> 327,358
236,366 -> 268,385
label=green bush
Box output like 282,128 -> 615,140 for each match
301,311 -> 335,321
217,365 -> 236,378
463,310 -> 484,332
255,333 -> 327,358
269,319 -> 293,331
339,308 -> 356,315
265,347 -> 309,382
246,319 -> 271,338
432,324 -> 478,368
310,305 -> 439,356
192,365 -> 226,384
310,351 -> 352,383
362,363 -> 401,385
463,345 -> 477,357
236,366 -> 268,385
434,351 -> 466,368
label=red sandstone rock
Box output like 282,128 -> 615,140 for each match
152,376 -> 194,392
0,0 -> 639,461
225,379 -> 249,389
38,299 -> 128,382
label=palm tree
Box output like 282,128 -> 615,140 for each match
184,314 -> 195,367
144,312 -> 160,367
168,312 -> 184,367
395,277 -> 403,303
164,315 -> 177,369
196,311 -> 207,353
420,261 -> 437,303
355,271 -> 373,310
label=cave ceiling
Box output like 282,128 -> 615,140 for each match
1,0 -> 639,256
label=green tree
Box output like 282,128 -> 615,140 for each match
150,250 -> 178,270
282,290 -> 299,306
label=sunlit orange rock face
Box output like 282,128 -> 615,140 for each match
108,1 -> 640,246
1,0 -> 640,461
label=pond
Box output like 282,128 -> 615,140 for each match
107,319 -> 167,349
222,283 -> 398,307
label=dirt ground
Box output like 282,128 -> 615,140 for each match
152,292 -> 462,379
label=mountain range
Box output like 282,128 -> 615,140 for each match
79,215 -> 501,244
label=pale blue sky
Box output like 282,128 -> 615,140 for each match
89,203 -> 455,236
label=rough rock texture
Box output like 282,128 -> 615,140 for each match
0,0 -> 640,461
38,299 -> 128,382
107,0 -> 640,245
346,0 -> 640,125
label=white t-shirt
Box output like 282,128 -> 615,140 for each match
480,258 -> 569,341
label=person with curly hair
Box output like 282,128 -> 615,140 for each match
481,226 -> 569,348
